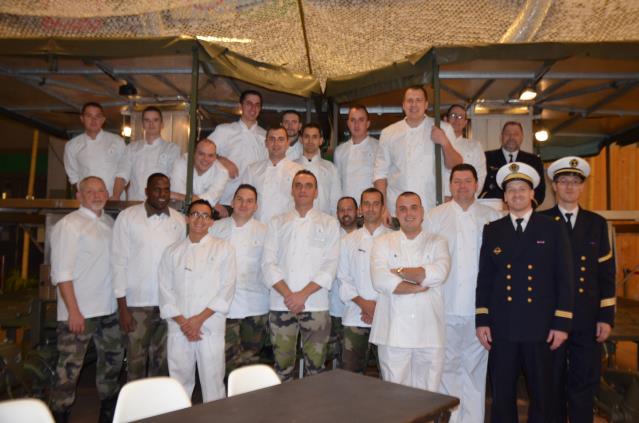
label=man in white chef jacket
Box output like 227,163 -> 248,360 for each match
334,105 -> 379,201
242,126 -> 303,224
338,187 -> 391,374
373,86 -> 462,218
209,184 -> 269,374
370,191 -> 450,391
112,173 -> 186,381
424,164 -> 501,422
262,169 -> 340,382
281,110 -> 304,161
113,106 -> 181,200
159,199 -> 236,402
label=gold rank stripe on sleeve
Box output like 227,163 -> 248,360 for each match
598,250 -> 613,263
600,297 -> 616,307
554,310 -> 573,319
476,307 -> 489,315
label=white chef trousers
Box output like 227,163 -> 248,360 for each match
440,315 -> 488,423
377,345 -> 444,391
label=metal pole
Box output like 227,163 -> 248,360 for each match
185,46 -> 199,207
605,144 -> 612,210
432,60 -> 443,206
22,129 -> 39,279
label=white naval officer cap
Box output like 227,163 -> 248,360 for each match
496,162 -> 540,190
546,156 -> 590,181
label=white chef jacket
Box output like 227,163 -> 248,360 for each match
442,136 -> 486,197
329,227 -> 349,318
295,153 -> 342,216
158,234 -> 236,336
63,130 -> 126,195
209,217 -> 269,318
241,158 -> 303,224
424,201 -> 501,317
369,230 -> 450,348
117,137 -> 181,201
111,204 -> 186,306
170,154 -> 229,205
285,140 -> 303,161
338,225 -> 391,328
262,208 -> 340,312
373,117 -> 456,214
334,136 -> 379,201
208,120 -> 267,205
50,207 -> 117,321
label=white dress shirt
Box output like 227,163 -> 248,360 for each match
286,140 -> 303,161
502,148 -> 519,163
170,154 -> 230,205
117,138 -> 181,201
111,204 -> 186,306
158,234 -> 236,335
334,136 -> 379,200
443,136 -> 486,197
329,227 -> 349,318
509,208 -> 533,231
262,208 -> 340,312
208,120 -> 267,205
63,130 -> 126,195
558,205 -> 579,228
242,158 -> 303,223
295,153 -> 342,216
374,117 -> 457,214
209,217 -> 269,318
424,201 -> 502,317
369,230 -> 450,348
50,207 -> 117,321
338,225 -> 391,327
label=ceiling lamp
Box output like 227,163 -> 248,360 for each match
519,85 -> 538,101
118,82 -> 138,97
534,129 -> 549,142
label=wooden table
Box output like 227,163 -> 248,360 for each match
138,369 -> 459,423
609,297 -> 639,369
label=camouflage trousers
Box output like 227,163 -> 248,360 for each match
326,316 -> 343,367
269,310 -> 330,382
125,306 -> 168,381
225,314 -> 268,375
50,312 -> 124,412
342,326 -> 378,374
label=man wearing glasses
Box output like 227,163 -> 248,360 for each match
112,173 -> 186,381
159,199 -> 236,402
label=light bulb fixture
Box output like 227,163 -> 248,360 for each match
519,85 -> 538,101
121,125 -> 132,138
534,129 -> 549,142
118,82 -> 138,98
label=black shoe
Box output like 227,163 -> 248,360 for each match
98,396 -> 118,423
52,409 -> 70,423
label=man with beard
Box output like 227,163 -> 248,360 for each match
282,110 -> 304,161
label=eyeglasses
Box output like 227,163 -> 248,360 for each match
448,113 -> 467,121
188,211 -> 212,220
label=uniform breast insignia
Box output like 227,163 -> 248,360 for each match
554,216 -> 561,222
493,247 -> 502,255
536,240 -> 545,244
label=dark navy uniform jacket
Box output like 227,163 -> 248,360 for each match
540,206 -> 615,329
480,149 -> 546,206
475,212 -> 574,342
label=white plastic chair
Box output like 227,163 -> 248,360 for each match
112,376 -> 191,423
0,398 -> 54,423
227,364 -> 282,397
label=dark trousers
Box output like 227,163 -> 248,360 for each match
551,327 -> 601,423
489,339 -> 553,423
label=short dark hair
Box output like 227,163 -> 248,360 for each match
403,85 -> 428,102
142,106 -> 163,122
233,183 -> 258,201
449,163 -> 478,182
281,110 -> 302,122
397,191 -> 422,206
337,196 -> 358,210
146,172 -> 169,188
502,121 -> 523,134
81,102 -> 104,114
360,187 -> 384,206
301,122 -> 322,138
187,199 -> 213,216
240,90 -> 263,105
446,104 -> 467,117
348,104 -> 369,119
266,125 -> 288,140
293,169 -> 317,188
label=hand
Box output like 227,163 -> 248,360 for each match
67,310 -> 85,334
358,299 -> 376,320
361,312 -> 374,325
118,306 -> 137,333
596,322 -> 612,343
284,291 -> 307,314
381,208 -> 393,228
218,156 -> 239,179
214,203 -> 229,218
182,315 -> 205,342
108,195 -> 120,201
476,326 -> 492,350
431,126 -> 450,146
546,329 -> 568,350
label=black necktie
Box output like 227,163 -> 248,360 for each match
516,218 -> 524,235
565,213 -> 573,231
509,153 -> 514,163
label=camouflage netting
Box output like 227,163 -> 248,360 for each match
1,0 -> 639,82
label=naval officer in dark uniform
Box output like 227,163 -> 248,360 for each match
475,162 -> 574,423
542,156 -> 615,423
480,121 -> 546,206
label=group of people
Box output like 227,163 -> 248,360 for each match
48,86 -> 615,423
